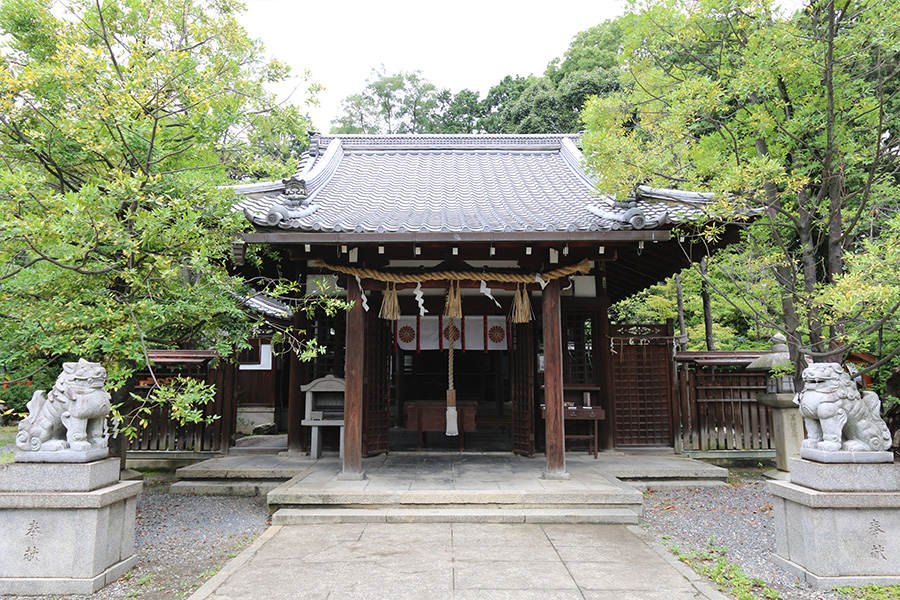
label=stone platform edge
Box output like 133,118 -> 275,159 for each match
0,555 -> 137,596
0,480 -> 143,509
788,458 -> 900,492
768,480 -> 900,508
0,458 -> 120,492
772,554 -> 900,590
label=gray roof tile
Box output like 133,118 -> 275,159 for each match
233,134 -> 714,234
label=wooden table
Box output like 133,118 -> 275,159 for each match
406,401 -> 477,451
542,406 -> 606,459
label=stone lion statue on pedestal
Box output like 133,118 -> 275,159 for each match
16,359 -> 111,453
794,362 -> 892,453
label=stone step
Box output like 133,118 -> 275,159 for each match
625,479 -> 729,492
170,480 -> 285,497
271,507 -> 640,525
226,446 -> 289,456
267,488 -> 643,509
175,465 -> 309,479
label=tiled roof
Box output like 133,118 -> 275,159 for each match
238,291 -> 293,320
232,134 -> 714,234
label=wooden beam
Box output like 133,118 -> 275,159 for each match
340,279 -> 366,479
242,229 -> 671,245
542,278 -> 569,479
286,310 -> 305,454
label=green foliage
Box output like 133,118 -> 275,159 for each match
665,537 -> 780,600
0,0 -> 342,428
331,67 -> 443,134
0,425 -> 15,463
545,20 -> 622,84
113,376 -> 217,441
611,246 -> 774,350
0,362 -> 57,414
834,585 -> 900,600
331,17 -> 625,136
583,0 -> 900,365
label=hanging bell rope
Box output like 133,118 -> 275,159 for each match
445,315 -> 459,436
379,282 -> 400,320
511,283 -> 535,323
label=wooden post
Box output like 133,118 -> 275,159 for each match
542,278 -> 569,479
597,294 -> 614,452
286,310 -> 304,454
340,278 -> 366,479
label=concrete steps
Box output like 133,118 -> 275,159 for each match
170,455 -> 311,497
170,479 -> 286,496
267,478 -> 644,524
272,506 -> 639,524
627,479 -> 728,492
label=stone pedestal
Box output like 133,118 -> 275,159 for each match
768,458 -> 900,589
0,458 -> 142,595
757,393 -> 804,472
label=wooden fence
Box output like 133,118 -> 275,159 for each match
675,354 -> 773,453
124,354 -> 237,454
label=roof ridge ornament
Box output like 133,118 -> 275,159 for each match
264,175 -> 317,226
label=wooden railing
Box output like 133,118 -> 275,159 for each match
124,356 -> 237,454
675,359 -> 773,453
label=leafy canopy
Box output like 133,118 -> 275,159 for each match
582,0 -> 900,369
0,0 -> 334,408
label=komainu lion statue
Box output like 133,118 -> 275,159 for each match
16,359 -> 111,453
794,362 -> 892,453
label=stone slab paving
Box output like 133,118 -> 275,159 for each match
268,454 -> 643,502
188,522 -> 730,600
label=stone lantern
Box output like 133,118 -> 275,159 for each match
747,334 -> 804,476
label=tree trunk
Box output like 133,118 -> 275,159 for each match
797,187 -> 825,358
700,257 -> 716,351
774,264 -> 804,388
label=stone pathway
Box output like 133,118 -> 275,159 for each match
189,522 -> 730,600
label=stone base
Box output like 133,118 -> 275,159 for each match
0,458 -> 120,492
790,458 -> 900,492
0,555 -> 138,596
0,459 -> 142,595
772,554 -> 900,589
800,448 -> 894,463
769,462 -> 900,589
15,447 -> 109,463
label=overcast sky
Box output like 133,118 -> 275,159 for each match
240,1 -> 626,132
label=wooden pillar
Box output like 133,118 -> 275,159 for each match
595,266 -> 615,451
340,278 -> 366,479
286,310 -> 304,454
598,295 -> 615,451
542,278 -> 569,479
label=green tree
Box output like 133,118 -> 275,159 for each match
545,20 -> 622,84
331,68 -> 444,134
582,0 -> 900,375
477,75 -> 532,133
0,0 -> 343,415
432,89 -> 482,133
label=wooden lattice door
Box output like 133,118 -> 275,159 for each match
610,324 -> 675,447
511,322 -> 536,456
363,311 -> 392,456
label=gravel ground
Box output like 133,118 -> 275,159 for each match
641,469 -> 857,600
0,468 -> 882,600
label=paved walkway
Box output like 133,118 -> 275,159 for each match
188,522 -> 729,600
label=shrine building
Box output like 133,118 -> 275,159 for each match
230,133 -> 741,479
